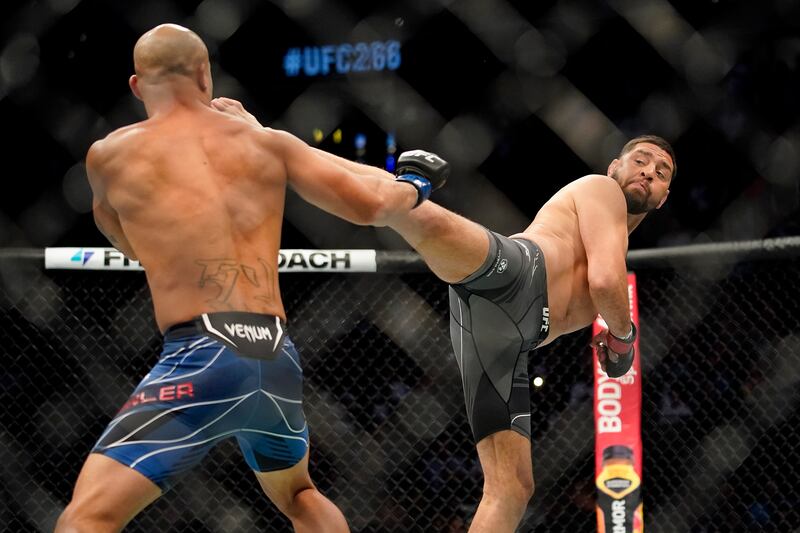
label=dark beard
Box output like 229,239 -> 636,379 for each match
611,169 -> 652,214
623,189 -> 651,214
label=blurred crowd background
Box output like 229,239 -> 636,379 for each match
0,0 -> 798,251
1,1 -> 800,532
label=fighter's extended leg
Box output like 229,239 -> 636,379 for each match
389,201 -> 491,284
55,454 -> 162,533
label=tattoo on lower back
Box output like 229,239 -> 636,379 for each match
195,258 -> 276,308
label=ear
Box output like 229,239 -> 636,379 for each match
129,75 -> 142,101
196,66 -> 206,91
656,189 -> 670,209
607,158 -> 620,177
197,63 -> 211,94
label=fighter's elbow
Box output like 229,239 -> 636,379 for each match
360,195 -> 394,226
341,175 -> 413,226
340,195 -> 384,226
587,268 -> 624,295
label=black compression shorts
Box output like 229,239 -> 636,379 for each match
448,230 -> 549,443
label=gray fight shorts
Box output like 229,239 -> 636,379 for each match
448,230 -> 549,443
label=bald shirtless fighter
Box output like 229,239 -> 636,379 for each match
211,103 -> 674,532
55,24 -> 446,533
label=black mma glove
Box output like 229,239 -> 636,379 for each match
395,150 -> 450,207
592,322 -> 637,378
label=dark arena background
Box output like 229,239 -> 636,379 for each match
1,1 -> 800,532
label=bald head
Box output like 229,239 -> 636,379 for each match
133,24 -> 209,81
130,24 -> 213,110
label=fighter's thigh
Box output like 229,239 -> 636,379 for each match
449,287 -> 530,441
402,202 -> 491,284
58,453 -> 161,530
252,449 -> 314,512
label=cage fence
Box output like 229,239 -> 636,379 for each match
1,241 -> 799,532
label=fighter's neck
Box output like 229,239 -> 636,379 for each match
626,213 -> 646,234
143,89 -> 209,118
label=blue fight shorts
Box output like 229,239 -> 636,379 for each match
91,312 -> 308,491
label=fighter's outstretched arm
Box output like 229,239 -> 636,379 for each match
211,97 -> 387,179
212,97 -> 441,226
216,96 -> 488,282
266,128 -> 419,226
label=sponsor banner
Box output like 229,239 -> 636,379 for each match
45,248 -> 143,270
594,273 -> 644,533
278,249 -> 376,272
44,248 -> 377,272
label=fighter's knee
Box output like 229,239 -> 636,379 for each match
55,504 -> 84,533
484,470 -> 534,507
512,471 -> 535,504
55,503 -> 120,533
523,473 -> 536,501
275,486 -> 315,519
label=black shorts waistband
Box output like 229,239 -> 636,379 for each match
164,312 -> 287,360
164,319 -> 207,340
451,230 -> 549,350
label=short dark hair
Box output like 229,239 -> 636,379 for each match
620,135 -> 677,180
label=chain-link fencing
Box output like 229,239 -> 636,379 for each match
1,243 -> 799,532
2,1 -> 799,252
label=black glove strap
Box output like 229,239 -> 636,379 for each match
395,173 -> 432,207
605,349 -> 634,378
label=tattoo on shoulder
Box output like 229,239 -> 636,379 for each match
195,258 -> 276,308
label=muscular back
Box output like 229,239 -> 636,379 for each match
512,175 -> 629,342
89,106 -> 288,332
